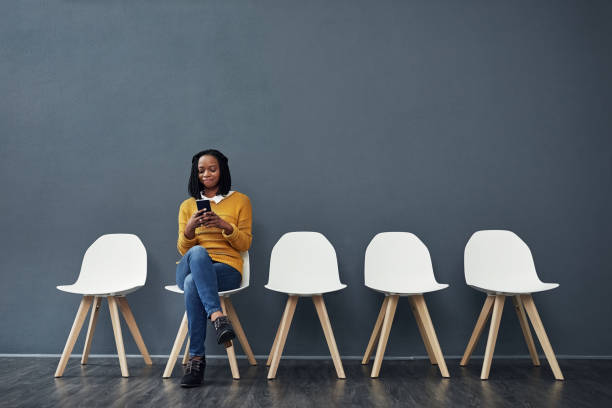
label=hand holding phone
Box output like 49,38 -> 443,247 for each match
185,200 -> 212,238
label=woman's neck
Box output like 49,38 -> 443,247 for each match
203,187 -> 219,198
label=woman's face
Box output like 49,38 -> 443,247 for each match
198,155 -> 221,191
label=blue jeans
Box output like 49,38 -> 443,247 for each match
176,246 -> 241,357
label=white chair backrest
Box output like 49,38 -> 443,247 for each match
267,232 -> 342,292
465,230 -> 543,289
75,234 -> 147,289
240,251 -> 250,289
365,232 -> 439,290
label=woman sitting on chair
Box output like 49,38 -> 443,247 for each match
176,149 -> 252,387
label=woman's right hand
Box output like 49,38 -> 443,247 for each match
184,209 -> 207,239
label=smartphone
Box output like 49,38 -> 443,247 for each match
196,199 -> 211,214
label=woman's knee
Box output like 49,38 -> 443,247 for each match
187,246 -> 211,263
183,274 -> 196,294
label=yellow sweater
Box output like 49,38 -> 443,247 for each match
177,191 -> 252,274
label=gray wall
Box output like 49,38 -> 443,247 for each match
2,0 -> 611,358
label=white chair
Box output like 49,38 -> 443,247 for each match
265,232 -> 347,380
361,232 -> 450,378
460,230 -> 564,380
55,234 -> 151,378
162,251 -> 256,380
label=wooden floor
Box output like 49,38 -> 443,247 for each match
1,357 -> 610,407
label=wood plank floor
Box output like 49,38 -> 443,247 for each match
0,357 -> 610,407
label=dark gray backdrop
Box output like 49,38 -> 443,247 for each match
2,0 -> 611,358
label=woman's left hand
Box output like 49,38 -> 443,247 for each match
201,210 -> 234,235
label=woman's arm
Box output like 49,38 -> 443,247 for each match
221,196 -> 253,252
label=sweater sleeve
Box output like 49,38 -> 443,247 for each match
177,201 -> 198,255
221,195 -> 253,252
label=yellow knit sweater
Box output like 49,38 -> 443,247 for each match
177,191 -> 252,274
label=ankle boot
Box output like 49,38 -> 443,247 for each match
213,315 -> 236,344
180,357 -> 205,388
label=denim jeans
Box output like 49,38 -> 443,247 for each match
176,246 -> 241,357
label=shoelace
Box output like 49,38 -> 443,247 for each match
185,358 -> 202,375
213,316 -> 229,330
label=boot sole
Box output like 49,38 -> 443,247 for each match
217,330 -> 236,344
180,382 -> 203,388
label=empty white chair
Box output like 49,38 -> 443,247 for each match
361,232 -> 450,378
162,251 -> 256,380
461,230 -> 564,380
265,232 -> 347,379
55,234 -> 151,378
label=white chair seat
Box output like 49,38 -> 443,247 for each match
164,284 -> 247,297
266,232 -> 348,297
165,284 -> 183,294
264,282 -> 347,296
366,282 -> 449,296
468,282 -> 559,295
364,232 -> 449,296
56,234 -> 147,297
465,230 -> 560,296
57,283 -> 144,296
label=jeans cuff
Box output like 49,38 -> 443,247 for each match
207,308 -> 222,320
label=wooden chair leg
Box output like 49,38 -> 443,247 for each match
108,296 -> 129,377
371,295 -> 399,378
266,305 -> 287,367
408,295 -> 437,365
268,295 -> 298,380
81,296 -> 102,365
512,296 -> 540,366
116,297 -> 152,365
481,294 -> 505,380
460,295 -> 495,366
361,296 -> 389,365
162,312 -> 189,378
55,296 -> 94,377
182,338 -> 190,365
220,297 -> 240,380
520,295 -> 564,380
313,295 -> 346,379
225,297 -> 257,366
411,295 -> 450,378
